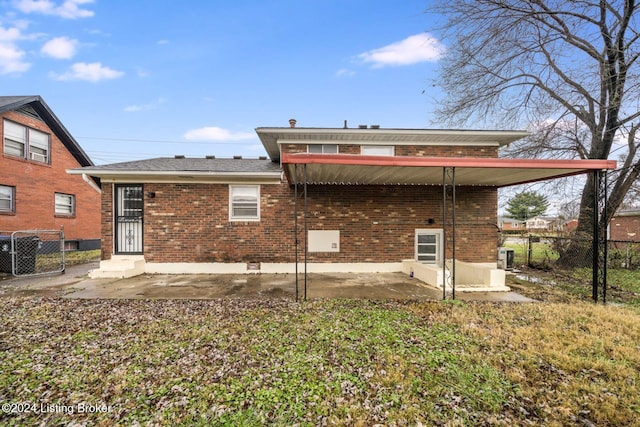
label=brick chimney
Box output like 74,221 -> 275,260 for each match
289,118 -> 297,128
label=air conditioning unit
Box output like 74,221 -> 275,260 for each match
497,247 -> 515,270
30,152 -> 47,162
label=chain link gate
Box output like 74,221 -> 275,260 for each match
0,230 -> 65,277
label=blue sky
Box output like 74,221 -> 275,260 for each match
1,0 -> 447,164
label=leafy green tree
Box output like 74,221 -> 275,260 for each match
506,192 -> 549,221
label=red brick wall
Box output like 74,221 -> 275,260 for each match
100,184 -> 114,260
395,145 -> 498,157
0,111 -> 101,240
609,214 -> 640,241
102,182 -> 498,264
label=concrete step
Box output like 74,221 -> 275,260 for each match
89,256 -> 145,279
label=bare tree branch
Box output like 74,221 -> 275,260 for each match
430,0 -> 640,231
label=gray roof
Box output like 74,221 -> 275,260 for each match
0,96 -> 93,167
70,157 -> 282,183
79,157 -> 280,173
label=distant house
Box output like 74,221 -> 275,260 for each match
498,217 -> 525,232
0,96 -> 100,250
565,219 -> 579,233
609,209 -> 640,241
525,217 -> 546,231
70,123 -> 615,291
500,216 -> 565,233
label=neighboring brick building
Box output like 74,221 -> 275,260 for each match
0,96 -> 100,250
609,209 -> 640,241
72,123 -> 615,290
498,217 -> 526,232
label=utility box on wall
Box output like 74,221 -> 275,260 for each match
497,247 -> 514,270
308,230 -> 340,253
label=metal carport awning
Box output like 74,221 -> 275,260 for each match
283,153 -> 617,302
281,153 -> 617,186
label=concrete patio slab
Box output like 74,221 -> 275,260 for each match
0,263 -> 537,302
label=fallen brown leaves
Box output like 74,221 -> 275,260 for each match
1,297 -> 639,426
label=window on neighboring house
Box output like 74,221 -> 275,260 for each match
3,120 -> 50,163
55,193 -> 75,216
361,145 -> 394,156
0,185 -> 15,213
229,185 -> 260,221
308,144 -> 338,154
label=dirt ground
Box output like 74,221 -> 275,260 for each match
0,262 -> 535,302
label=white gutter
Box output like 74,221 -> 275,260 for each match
67,169 -> 281,178
82,173 -> 102,194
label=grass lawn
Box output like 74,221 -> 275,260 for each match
1,296 -> 639,426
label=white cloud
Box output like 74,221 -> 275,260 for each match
0,26 -> 23,42
336,68 -> 356,77
41,36 -> 78,59
0,42 -> 30,74
124,97 -> 166,112
134,67 -> 149,77
157,39 -> 169,45
0,23 -> 34,74
14,0 -> 95,19
184,127 -> 254,141
357,33 -> 446,68
53,61 -> 124,82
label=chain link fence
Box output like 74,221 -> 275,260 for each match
0,230 -> 65,277
503,234 -> 640,305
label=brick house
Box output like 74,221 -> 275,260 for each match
609,209 -> 640,241
71,123 -> 615,291
0,96 -> 100,250
498,217 -> 526,232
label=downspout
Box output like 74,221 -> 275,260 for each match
82,173 -> 102,194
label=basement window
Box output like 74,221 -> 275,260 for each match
229,185 -> 260,221
415,229 -> 443,264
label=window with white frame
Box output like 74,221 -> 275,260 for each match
0,185 -> 15,213
415,229 -> 443,264
55,193 -> 75,216
229,185 -> 260,221
361,145 -> 394,156
3,120 -> 50,163
308,144 -> 338,154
